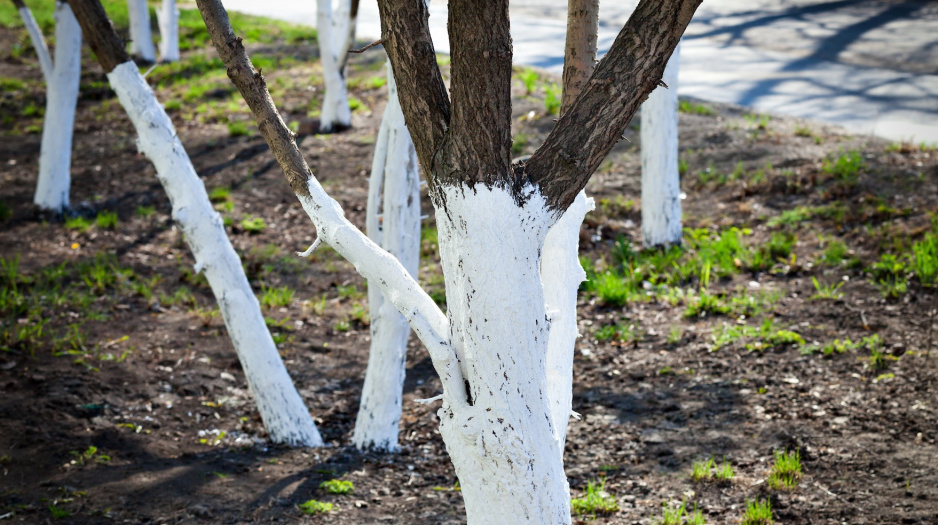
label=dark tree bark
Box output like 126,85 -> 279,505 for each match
561,0 -> 599,115
65,0 -> 130,73
11,0 -> 26,10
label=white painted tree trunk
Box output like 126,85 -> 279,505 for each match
156,0 -> 180,62
354,65 -> 420,452
316,0 -> 351,132
434,184 -> 572,524
33,2 -> 81,213
106,61 -> 322,447
126,0 -> 156,62
17,6 -> 53,83
640,42 -> 682,247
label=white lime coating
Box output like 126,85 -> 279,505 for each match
127,0 -> 156,62
354,64 -> 420,452
316,0 -> 352,131
107,61 -> 322,447
33,2 -> 81,213
641,42 -> 682,247
541,190 -> 592,453
157,0 -> 180,62
17,6 -> 52,82
435,183 -> 571,524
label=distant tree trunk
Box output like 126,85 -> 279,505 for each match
126,0 -> 155,62
641,42 -> 682,247
354,63 -> 420,452
66,0 -> 323,447
156,0 -> 179,62
29,1 -> 81,213
13,0 -> 53,82
316,0 -> 352,132
561,0 -> 598,115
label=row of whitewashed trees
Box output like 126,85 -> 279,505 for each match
26,0 -> 697,522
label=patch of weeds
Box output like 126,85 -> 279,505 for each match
348,97 -> 364,111
767,449 -> 802,490
240,215 -> 266,234
337,283 -> 363,300
821,338 -> 860,357
820,239 -> 849,266
49,504 -> 71,519
678,157 -> 689,176
749,318 -> 804,351
912,233 -> 938,286
865,334 -> 894,370
544,83 -> 561,115
136,205 -> 155,218
821,149 -> 864,183
870,253 -> 908,298
794,125 -> 812,138
678,99 -> 714,116
209,186 -> 231,203
95,211 -> 118,230
519,68 -> 538,95
333,320 -> 350,333
366,75 -> 387,89
689,227 -> 749,278
751,232 -> 795,271
684,292 -> 729,318
588,271 -> 639,307
65,216 -> 93,233
741,499 -> 773,525
744,113 -> 770,130
810,277 -> 844,300
227,121 -> 250,137
320,479 -> 354,494
714,458 -> 734,482
298,499 -> 332,514
667,325 -> 683,344
767,207 -> 812,228
594,323 -> 638,343
570,478 -> 619,517
690,458 -> 714,482
261,285 -> 294,309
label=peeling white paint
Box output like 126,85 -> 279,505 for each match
107,61 -> 322,447
157,0 -> 180,62
354,65 -> 420,452
641,42 -> 682,247
316,0 -> 352,131
127,0 -> 156,62
33,2 -> 81,213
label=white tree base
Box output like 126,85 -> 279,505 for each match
157,0 -> 180,62
107,61 -> 322,447
641,42 -> 682,247
127,0 -> 156,62
316,0 -> 352,132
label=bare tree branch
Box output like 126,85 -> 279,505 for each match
376,0 -> 450,176
561,0 -> 599,115
65,0 -> 130,73
525,0 -> 702,212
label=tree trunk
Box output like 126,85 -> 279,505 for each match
14,0 -> 53,83
316,0 -> 352,132
561,0 -> 598,115
156,0 -> 179,62
33,1 -> 81,213
126,0 -> 155,62
65,0 -> 323,447
640,42 -> 682,247
354,63 -> 420,451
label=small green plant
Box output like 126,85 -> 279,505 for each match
866,336 -> 894,371
95,211 -> 118,229
209,186 -> 232,203
299,499 -> 333,514
821,338 -> 858,356
767,449 -> 802,490
684,292 -> 729,318
821,149 -> 864,182
820,239 -> 849,266
227,121 -> 250,136
659,500 -> 687,525
810,277 -> 844,300
794,125 -> 812,137
667,325 -> 683,344
49,504 -> 71,519
348,97 -> 364,111
678,157 -> 689,176
678,100 -> 715,116
690,458 -> 714,482
686,505 -> 707,525
261,285 -> 294,309
320,478 -> 354,494
544,83 -> 562,115
240,215 -> 266,233
589,272 -> 636,307
136,205 -> 156,218
714,459 -> 734,482
751,232 -> 795,271
911,233 -> 938,286
65,215 -> 93,232
519,68 -> 539,95
741,499 -> 773,525
570,478 -> 619,517
594,323 -> 638,343
333,320 -> 350,332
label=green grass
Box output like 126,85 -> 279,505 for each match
209,186 -> 232,203
227,121 -> 250,137
64,216 -> 93,233
260,285 -> 294,309
820,239 -> 849,266
767,449 -> 802,490
519,68 -> 539,95
678,99 -> 715,116
751,232 -> 795,271
320,478 -> 354,494
594,323 -> 638,343
570,478 -> 619,517
741,499 -> 773,525
821,149 -> 865,182
810,277 -> 844,300
684,292 -> 729,318
690,458 -> 713,482
714,459 -> 734,482
659,501 -> 688,525
912,233 -> 938,286
544,83 -> 562,115
95,211 -> 118,230
240,215 -> 266,233
298,499 -> 333,514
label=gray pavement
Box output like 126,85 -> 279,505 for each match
221,0 -> 938,144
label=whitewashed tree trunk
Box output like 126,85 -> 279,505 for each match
126,0 -> 156,62
640,42 -> 682,247
156,0 -> 180,62
434,184 -> 572,524
106,61 -> 322,447
354,65 -> 420,452
33,2 -> 81,213
316,0 -> 351,132
16,4 -> 53,82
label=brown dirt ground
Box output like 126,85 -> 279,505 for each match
1,22 -> 938,525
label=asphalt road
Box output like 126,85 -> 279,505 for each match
222,0 -> 938,144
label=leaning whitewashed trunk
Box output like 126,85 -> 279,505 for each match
316,0 -> 351,132
640,42 -> 682,247
106,62 -> 322,447
354,66 -> 420,451
126,0 -> 156,62
17,5 -> 53,82
33,2 -> 81,213
156,0 -> 180,62
435,184 -> 570,524
541,191 -> 592,453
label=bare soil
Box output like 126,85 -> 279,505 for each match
1,22 -> 937,525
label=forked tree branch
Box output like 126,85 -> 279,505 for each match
375,0 -> 450,175
561,0 -> 599,115
193,0 -> 468,409
526,0 -> 702,212
65,0 -> 130,73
